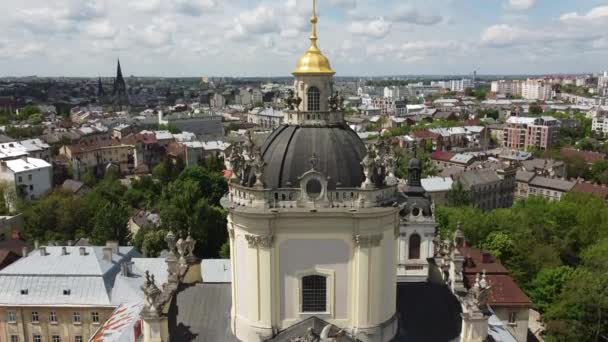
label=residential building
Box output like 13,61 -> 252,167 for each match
247,107 -> 284,129
460,246 -> 532,342
0,243 -> 139,342
0,215 -> 23,243
61,179 -> 90,195
572,182 -> 608,201
491,80 -> 522,97
560,148 -> 606,165
591,107 -> 608,135
521,79 -> 553,101
503,116 -> 560,151
455,165 -> 517,210
521,158 -> 566,178
515,171 -> 575,201
159,111 -> 224,140
0,157 -> 52,201
127,210 -> 161,239
421,177 -> 453,205
19,139 -> 51,161
60,140 -> 137,175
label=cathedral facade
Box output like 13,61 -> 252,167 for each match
225,2 -> 399,341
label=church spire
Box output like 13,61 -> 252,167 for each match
292,0 -> 335,75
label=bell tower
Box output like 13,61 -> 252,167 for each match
286,0 -> 343,126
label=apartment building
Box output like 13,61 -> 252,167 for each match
521,79 -> 553,101
0,243 -> 139,342
515,171 -> 575,201
503,116 -> 560,151
491,80 -> 523,97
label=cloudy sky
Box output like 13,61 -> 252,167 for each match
0,0 -> 607,77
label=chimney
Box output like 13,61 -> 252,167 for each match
482,252 -> 493,264
67,240 -> 74,246
61,247 -> 68,256
22,246 -> 28,257
120,261 -> 133,277
39,247 -> 47,256
106,241 -> 119,254
34,240 -> 39,249
102,247 -> 113,261
79,247 -> 86,256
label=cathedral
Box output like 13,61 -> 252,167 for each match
136,1 -> 495,341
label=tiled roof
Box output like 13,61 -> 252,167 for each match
560,148 -> 606,164
431,150 -> 455,162
460,246 -> 509,275
465,274 -> 532,308
529,176 -> 576,192
573,182 -> 608,199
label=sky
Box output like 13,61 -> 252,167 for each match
0,0 -> 608,77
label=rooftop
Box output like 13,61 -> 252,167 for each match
4,157 -> 51,173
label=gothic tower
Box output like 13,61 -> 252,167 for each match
225,1 -> 399,341
112,59 -> 129,110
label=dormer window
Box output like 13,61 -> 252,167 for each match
63,289 -> 71,295
20,289 -> 28,295
307,87 -> 320,111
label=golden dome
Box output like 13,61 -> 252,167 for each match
292,0 -> 335,76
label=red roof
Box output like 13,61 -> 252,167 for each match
465,274 -> 532,308
431,150 -> 455,162
460,246 -> 509,275
573,182 -> 608,200
560,148 -> 606,164
411,130 -> 440,139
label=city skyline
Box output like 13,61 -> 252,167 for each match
0,0 -> 608,77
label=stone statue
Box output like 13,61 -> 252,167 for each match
286,89 -> 296,110
253,149 -> 266,188
294,96 -> 302,111
463,272 -> 491,313
360,152 -> 376,189
328,91 -> 339,111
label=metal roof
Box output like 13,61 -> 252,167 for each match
111,258 -> 167,305
5,157 -> 51,173
421,177 -> 453,192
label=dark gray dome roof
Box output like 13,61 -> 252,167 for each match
408,157 -> 421,169
261,124 -> 366,189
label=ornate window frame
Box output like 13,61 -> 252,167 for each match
294,268 -> 335,318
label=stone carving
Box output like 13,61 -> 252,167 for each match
288,324 -> 345,342
229,144 -> 243,182
143,270 -> 162,316
328,91 -> 340,111
310,153 -> 319,171
384,151 -> 397,186
353,233 -> 383,248
360,153 -> 376,189
252,149 -> 266,188
245,234 -> 274,248
294,96 -> 302,111
286,89 -> 296,110
463,272 -> 491,313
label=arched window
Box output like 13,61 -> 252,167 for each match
409,234 -> 421,259
301,275 -> 327,312
307,87 -> 320,111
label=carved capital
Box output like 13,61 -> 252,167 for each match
353,234 -> 383,248
245,234 -> 274,248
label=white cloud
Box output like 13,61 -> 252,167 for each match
173,0 -> 216,16
84,21 -> 118,39
507,0 -> 536,11
390,6 -> 443,25
328,0 -> 357,10
0,40 -> 44,59
128,0 -> 161,13
560,6 -> 608,23
226,5 -> 281,40
348,18 -> 391,38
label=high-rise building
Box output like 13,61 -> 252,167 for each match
503,116 -> 561,151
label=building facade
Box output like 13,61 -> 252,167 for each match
503,116 -> 560,151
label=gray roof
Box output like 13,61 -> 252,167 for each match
61,179 -> 87,193
529,177 -> 576,192
111,258 -> 168,305
457,169 -> 500,188
261,124 -> 366,189
169,283 -> 239,342
515,171 -> 536,183
522,158 -> 564,171
0,246 -> 139,306
421,177 -> 453,192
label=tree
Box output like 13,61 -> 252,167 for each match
219,241 -> 230,258
528,266 -> 575,313
446,181 -> 471,207
90,201 -> 130,245
483,231 -> 514,263
529,103 -> 543,116
142,229 -> 168,257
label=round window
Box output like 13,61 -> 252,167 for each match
306,179 -> 323,199
412,207 -> 420,216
